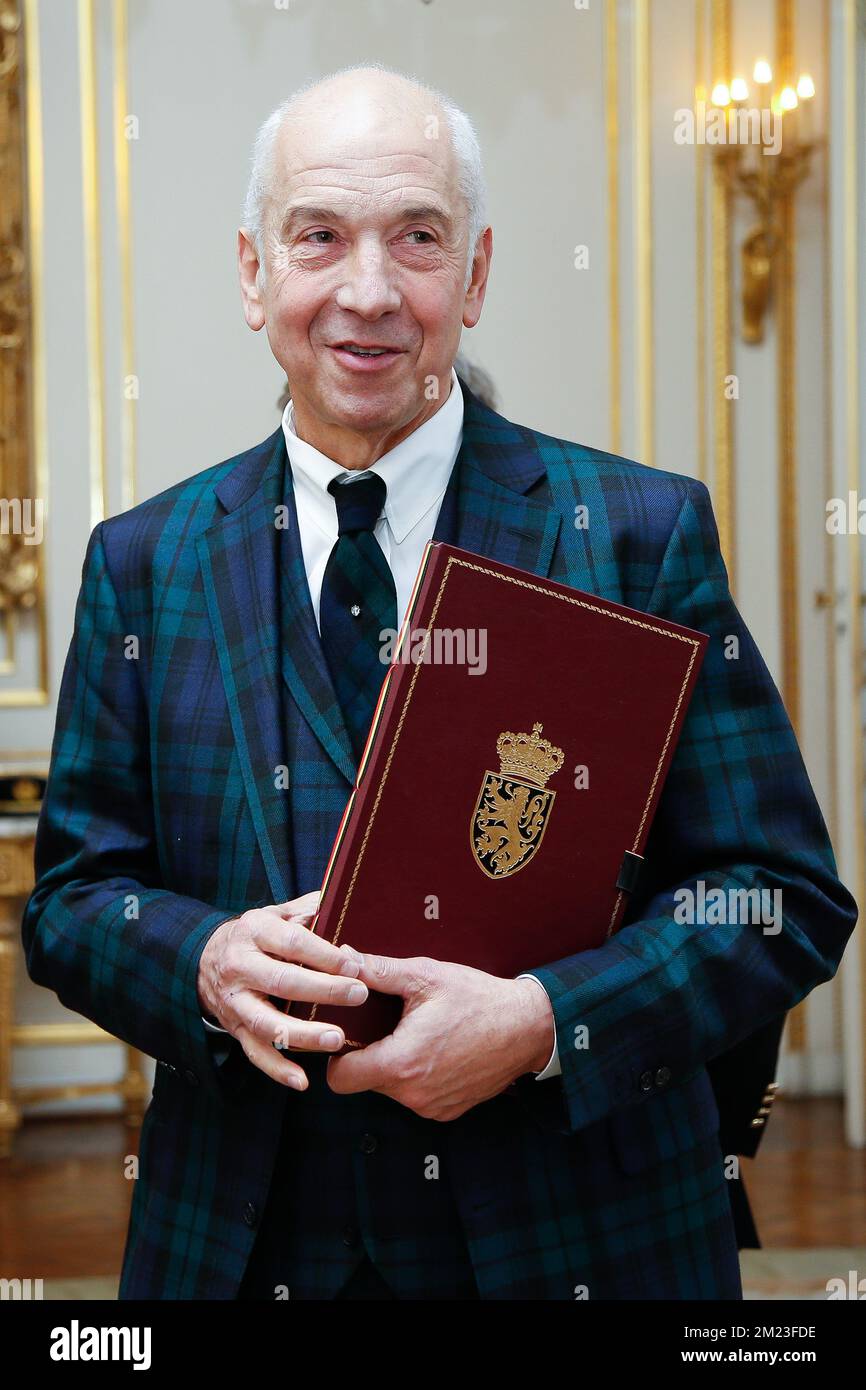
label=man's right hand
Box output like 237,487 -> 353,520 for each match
196,891 -> 368,1090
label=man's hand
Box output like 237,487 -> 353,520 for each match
197,891 -> 369,1089
326,953 -> 556,1121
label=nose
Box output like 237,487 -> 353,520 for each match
335,234 -> 402,318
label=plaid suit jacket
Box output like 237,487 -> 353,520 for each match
21,381 -> 857,1300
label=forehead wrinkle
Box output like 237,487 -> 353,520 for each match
276,168 -> 462,229
288,168 -> 449,193
282,149 -> 454,188
285,177 -> 453,205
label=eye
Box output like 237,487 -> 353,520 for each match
303,230 -> 336,244
405,230 -> 435,243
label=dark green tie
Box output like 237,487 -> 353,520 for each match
319,473 -> 399,761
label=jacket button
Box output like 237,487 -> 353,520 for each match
342,1224 -> 359,1247
359,1133 -> 378,1155
242,1202 -> 258,1228
654,1066 -> 671,1088
184,1069 -> 199,1086
638,1069 -> 654,1092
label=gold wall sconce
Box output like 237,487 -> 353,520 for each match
710,63 -> 819,344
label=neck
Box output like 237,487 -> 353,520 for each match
290,376 -> 452,469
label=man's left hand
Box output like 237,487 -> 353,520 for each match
326,951 -> 555,1120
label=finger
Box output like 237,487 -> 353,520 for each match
326,1033 -> 401,1094
250,913 -> 364,978
272,890 -> 321,919
208,987 -> 343,1052
235,1024 -> 310,1090
240,956 -> 369,1008
229,991 -> 348,1054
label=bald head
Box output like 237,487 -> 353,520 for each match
281,66 -> 447,134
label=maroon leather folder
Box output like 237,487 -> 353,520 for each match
291,541 -> 708,1051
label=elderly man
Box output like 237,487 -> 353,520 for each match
22,64 -> 856,1301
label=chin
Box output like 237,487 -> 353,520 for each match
322,384 -> 416,430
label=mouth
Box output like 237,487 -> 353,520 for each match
329,342 -> 406,372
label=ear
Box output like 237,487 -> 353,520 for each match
462,225 -> 493,329
238,228 -> 265,331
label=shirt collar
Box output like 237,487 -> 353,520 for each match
281,366 -> 464,544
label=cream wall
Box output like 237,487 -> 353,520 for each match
3,0 -> 863,1129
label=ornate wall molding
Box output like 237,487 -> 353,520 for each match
0,0 -> 48,708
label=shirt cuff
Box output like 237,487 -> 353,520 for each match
516,973 -> 561,1079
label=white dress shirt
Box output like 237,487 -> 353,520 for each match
202,366 -> 560,1080
287,367 -> 461,634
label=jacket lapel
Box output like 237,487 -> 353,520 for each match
197,429 -> 298,906
436,381 -> 563,576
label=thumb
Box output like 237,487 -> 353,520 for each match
355,952 -> 433,1000
274,890 -> 321,919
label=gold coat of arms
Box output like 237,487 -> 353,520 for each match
470,723 -> 564,878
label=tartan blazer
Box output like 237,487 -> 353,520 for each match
21,381 -> 857,1300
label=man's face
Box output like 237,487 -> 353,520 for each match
238,85 -> 491,465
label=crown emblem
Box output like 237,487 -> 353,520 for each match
495,722 -> 564,789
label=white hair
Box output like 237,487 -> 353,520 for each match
241,63 -> 487,292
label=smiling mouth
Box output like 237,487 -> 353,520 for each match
332,343 -> 403,357
329,342 -> 405,372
